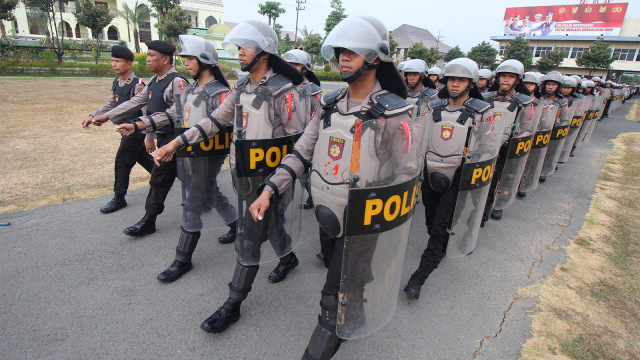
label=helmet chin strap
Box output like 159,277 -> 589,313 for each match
241,51 -> 264,72
449,83 -> 471,100
194,59 -> 212,81
341,62 -> 378,84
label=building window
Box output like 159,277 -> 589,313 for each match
13,19 -> 19,34
188,15 -> 192,25
554,47 -> 571,58
612,48 -> 636,61
499,46 -> 507,56
535,46 -> 553,57
107,26 -> 118,41
205,16 -> 217,28
95,1 -> 108,11
26,7 -> 47,35
138,4 -> 152,43
62,21 -> 73,38
570,47 -> 585,59
75,23 -> 81,38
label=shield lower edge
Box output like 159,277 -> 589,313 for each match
558,122 -> 584,164
493,134 -> 535,211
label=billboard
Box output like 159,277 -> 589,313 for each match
501,3 -> 628,37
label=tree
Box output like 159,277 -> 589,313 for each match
273,23 -> 283,40
503,36 -> 532,68
577,37 -> 615,76
443,45 -> 465,63
407,42 -> 441,66
468,41 -> 498,69
155,7 -> 190,47
296,25 -> 313,47
536,49 -> 565,74
279,32 -> 292,54
74,0 -> 114,64
324,0 -> 346,35
117,1 -> 149,53
23,0 -> 67,62
301,32 -> 322,63
257,1 -> 285,27
0,0 -> 19,39
389,32 -> 398,56
149,0 -> 180,39
424,47 -> 441,67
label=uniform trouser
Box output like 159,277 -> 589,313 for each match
145,134 -> 178,215
420,169 -> 460,267
113,134 -> 154,195
482,143 -> 509,223
602,100 -> 612,118
180,156 -> 235,232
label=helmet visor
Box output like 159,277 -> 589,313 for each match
222,22 -> 275,57
321,17 -> 387,63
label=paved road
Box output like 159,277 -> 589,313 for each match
1,101 -> 638,360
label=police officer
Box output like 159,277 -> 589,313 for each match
538,71 -> 568,183
477,69 -> 492,94
81,46 -> 153,214
116,35 -> 236,282
557,76 -> 583,164
428,66 -> 443,89
89,41 -> 189,236
482,59 -> 533,222
154,20 -> 306,334
248,16 -> 417,359
600,80 -> 614,119
403,58 -> 437,116
404,58 -> 495,299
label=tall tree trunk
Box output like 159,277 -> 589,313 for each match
134,29 -> 140,53
0,22 -> 7,39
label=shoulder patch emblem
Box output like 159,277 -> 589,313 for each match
115,95 -> 119,103
183,107 -> 191,127
441,125 -> 454,141
148,91 -> 153,100
242,112 -> 248,129
328,136 -> 345,161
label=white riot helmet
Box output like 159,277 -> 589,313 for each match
562,76 -> 577,89
283,49 -> 312,71
586,80 -> 595,88
478,69 -> 492,81
179,34 -> 218,65
397,61 -> 408,71
428,66 -> 442,78
495,59 -> 525,80
222,20 -> 279,72
441,57 -> 482,100
523,71 -> 540,86
402,59 -> 427,75
591,76 -> 602,83
541,71 -> 563,97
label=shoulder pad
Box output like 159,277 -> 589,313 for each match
482,91 -> 497,102
185,82 -> 197,92
370,90 -> 412,117
306,83 -> 322,95
236,75 -> 249,88
420,87 -> 438,98
574,93 -> 585,99
264,73 -> 293,95
111,77 -> 118,91
513,92 -> 534,106
555,98 -> 568,106
465,98 -> 492,113
428,98 -> 447,111
203,80 -> 230,96
321,88 -> 347,107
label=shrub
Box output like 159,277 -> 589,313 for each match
316,70 -> 342,82
323,64 -> 331,72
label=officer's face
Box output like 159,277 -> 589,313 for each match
146,50 -> 169,72
111,57 -> 132,76
447,77 -> 471,95
238,47 -> 256,66
546,82 -> 559,94
561,86 -> 573,96
338,48 -> 366,75
429,74 -> 439,84
290,63 -> 304,73
406,72 -> 421,89
499,73 -> 518,92
184,56 -> 200,77
477,78 -> 488,89
523,82 -> 537,94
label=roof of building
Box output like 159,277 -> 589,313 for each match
392,24 -> 452,53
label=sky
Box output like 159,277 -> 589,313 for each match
221,0 -> 640,52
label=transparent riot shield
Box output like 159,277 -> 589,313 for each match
541,103 -> 571,177
232,130 -> 304,266
446,118 -> 504,258
493,103 -> 541,211
519,103 -> 556,193
558,113 -> 584,163
582,106 -> 599,144
337,117 -> 424,339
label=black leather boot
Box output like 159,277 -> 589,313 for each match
218,221 -> 236,244
100,193 -> 127,214
268,252 -> 299,283
302,295 -> 343,360
123,212 -> 157,237
157,229 -> 200,283
490,209 -> 503,220
316,252 -> 325,262
539,175 -> 547,183
517,190 -> 527,198
200,298 -> 241,334
404,259 -> 436,300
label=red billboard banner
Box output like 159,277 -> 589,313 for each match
501,3 -> 628,37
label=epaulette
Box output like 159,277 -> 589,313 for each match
305,83 -> 322,95
203,80 -> 230,96
482,91 -> 497,103
369,90 -> 412,118
236,75 -> 250,88
321,88 -> 347,107
555,98 -> 568,106
420,87 -> 438,98
512,92 -> 534,106
465,98 -> 492,113
264,73 -> 293,95
428,98 -> 447,111
574,93 -> 585,99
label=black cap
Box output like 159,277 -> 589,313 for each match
111,45 -> 134,61
145,40 -> 176,56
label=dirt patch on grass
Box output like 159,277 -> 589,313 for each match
626,99 -> 640,122
520,133 -> 640,360
0,78 -> 154,213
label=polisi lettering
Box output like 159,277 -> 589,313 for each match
187,131 -> 232,152
570,117 -> 582,127
535,133 -> 551,146
250,144 -> 290,170
516,138 -> 532,155
363,183 -> 420,226
471,163 -> 495,185
556,127 -> 569,138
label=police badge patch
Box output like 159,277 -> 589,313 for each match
125,78 -> 132,84
441,125 -> 454,141
242,112 -> 248,129
115,95 -> 120,103
148,91 -> 153,100
184,107 -> 191,127
328,136 -> 345,161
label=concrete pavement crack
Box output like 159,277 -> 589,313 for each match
471,296 -> 519,359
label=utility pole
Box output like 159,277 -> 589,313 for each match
435,30 -> 444,50
294,0 -> 306,46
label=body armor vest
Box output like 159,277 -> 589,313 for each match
146,72 -> 188,134
178,81 -> 229,129
417,87 -> 440,117
112,76 -> 143,124
309,88 -> 412,238
483,91 -> 533,144
424,98 -> 491,192
234,74 -> 295,139
301,82 -> 322,121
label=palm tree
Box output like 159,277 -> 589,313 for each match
297,26 -> 314,45
117,1 -> 149,53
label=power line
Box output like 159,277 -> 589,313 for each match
294,0 -> 306,45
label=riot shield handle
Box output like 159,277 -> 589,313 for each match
235,104 -> 245,140
174,94 -> 184,128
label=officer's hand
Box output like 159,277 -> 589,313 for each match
249,191 -> 272,221
116,123 -> 135,136
92,114 -> 110,126
81,115 -> 94,128
154,140 -> 179,166
146,139 -> 156,154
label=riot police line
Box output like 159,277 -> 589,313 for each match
81,16 -> 622,360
